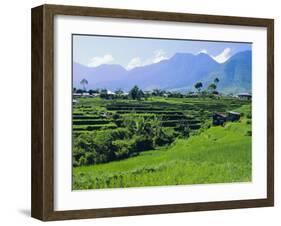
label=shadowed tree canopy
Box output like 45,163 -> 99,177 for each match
214,77 -> 219,84
115,88 -> 124,95
194,82 -> 203,92
129,85 -> 144,100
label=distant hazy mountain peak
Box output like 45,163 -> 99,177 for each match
93,63 -> 127,71
170,52 -> 194,60
73,50 -> 252,94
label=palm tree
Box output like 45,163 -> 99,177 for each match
214,77 -> 219,84
213,78 -> 219,94
80,78 -> 88,91
214,78 -> 220,83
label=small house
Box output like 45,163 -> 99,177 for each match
237,93 -> 252,101
227,111 -> 240,122
73,93 -> 82,97
186,92 -> 199,98
122,92 -> 129,96
213,112 -> 227,126
213,111 -> 241,126
91,93 -> 100,97
144,91 -> 153,96
107,90 -> 115,95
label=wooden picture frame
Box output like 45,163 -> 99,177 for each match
31,4 -> 274,221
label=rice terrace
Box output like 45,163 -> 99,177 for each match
72,35 -> 252,190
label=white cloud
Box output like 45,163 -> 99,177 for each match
197,48 -> 232,63
212,48 -> 232,63
126,57 -> 142,70
197,49 -> 208,54
87,54 -> 114,67
126,49 -> 169,70
152,50 -> 169,63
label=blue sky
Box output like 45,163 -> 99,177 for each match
73,35 -> 251,70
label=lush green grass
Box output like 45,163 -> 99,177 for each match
73,105 -> 252,190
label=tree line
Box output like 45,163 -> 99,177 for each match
194,77 -> 220,95
74,77 -> 221,100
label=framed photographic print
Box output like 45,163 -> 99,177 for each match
31,4 -> 274,221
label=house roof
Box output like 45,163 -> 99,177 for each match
227,111 -> 241,115
237,93 -> 251,96
214,112 -> 226,117
107,90 -> 115,95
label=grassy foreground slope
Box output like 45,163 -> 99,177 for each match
73,105 -> 251,190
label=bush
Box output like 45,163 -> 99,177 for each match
154,128 -> 175,146
72,128 -> 133,166
134,136 -> 154,152
109,128 -> 131,140
175,120 -> 190,138
112,139 -> 134,159
112,113 -> 121,120
196,120 -> 211,135
79,156 -> 87,166
73,116 -> 176,166
114,119 -> 123,127
72,158 -> 79,167
85,152 -> 97,165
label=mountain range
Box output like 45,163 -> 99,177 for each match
73,50 -> 252,94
